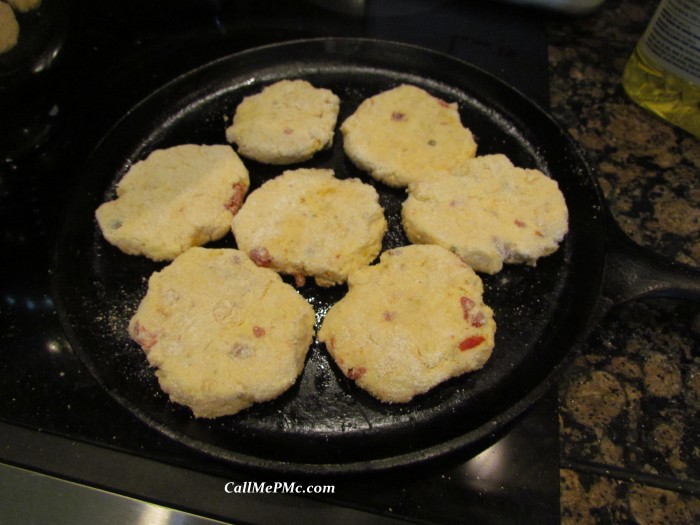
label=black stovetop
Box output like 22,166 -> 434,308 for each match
0,1 -> 559,523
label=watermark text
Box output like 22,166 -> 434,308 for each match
224,481 -> 335,495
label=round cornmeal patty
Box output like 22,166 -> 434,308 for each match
96,144 -> 250,261
231,168 -> 387,287
0,3 -> 19,54
402,154 -> 569,274
8,0 -> 42,12
317,244 -> 496,403
340,84 -> 478,188
128,247 -> 316,418
225,79 -> 340,165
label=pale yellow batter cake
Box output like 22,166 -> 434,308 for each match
96,144 -> 249,261
7,0 -> 41,12
318,244 -> 496,403
128,247 -> 316,418
231,168 -> 387,287
340,84 -> 478,188
225,79 -> 340,165
0,3 -> 19,54
402,154 -> 569,274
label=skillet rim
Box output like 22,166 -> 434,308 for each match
50,37 -> 608,475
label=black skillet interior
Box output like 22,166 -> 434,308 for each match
52,38 -> 606,474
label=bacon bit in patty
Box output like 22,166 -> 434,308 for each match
382,311 -> 395,321
230,342 -> 254,359
131,321 -> 158,352
461,297 -> 486,326
459,335 -> 485,351
347,367 -> 367,380
224,182 -> 246,215
391,111 -> 406,121
471,311 -> 486,327
460,296 -> 475,319
293,273 -> 306,288
249,246 -> 272,267
514,219 -> 527,228
253,326 -> 266,338
493,238 -> 512,259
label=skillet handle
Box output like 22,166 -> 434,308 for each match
601,210 -> 700,306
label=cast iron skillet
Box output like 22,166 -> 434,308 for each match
51,38 -> 700,476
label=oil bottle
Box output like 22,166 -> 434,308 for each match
622,0 -> 700,138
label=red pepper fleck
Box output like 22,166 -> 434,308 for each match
293,273 -> 306,288
514,219 -> 527,228
249,247 -> 272,267
460,296 -> 475,319
329,336 -> 336,350
437,99 -> 450,108
383,311 -> 395,321
459,335 -> 485,351
224,182 -> 246,215
391,111 -> 406,121
283,127 -> 294,134
347,367 -> 367,380
253,326 -> 266,338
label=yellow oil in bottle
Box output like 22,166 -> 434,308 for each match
623,46 -> 700,137
621,0 -> 700,138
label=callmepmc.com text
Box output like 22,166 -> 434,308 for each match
224,481 -> 335,495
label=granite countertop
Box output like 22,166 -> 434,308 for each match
547,0 -> 700,522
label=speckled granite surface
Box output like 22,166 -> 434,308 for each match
547,0 -> 700,522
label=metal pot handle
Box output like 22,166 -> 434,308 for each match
600,207 -> 700,306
